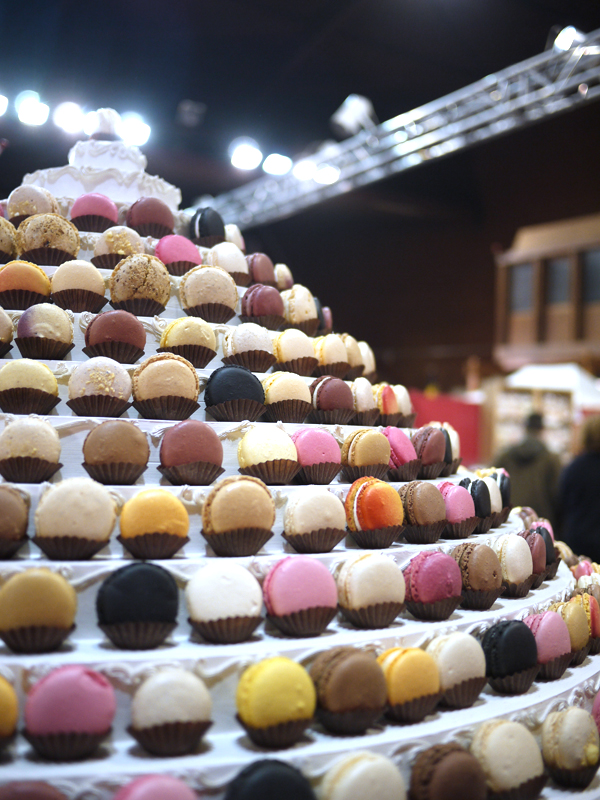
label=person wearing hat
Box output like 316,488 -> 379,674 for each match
494,412 -> 562,529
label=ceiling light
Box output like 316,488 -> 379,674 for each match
330,94 -> 378,139
554,26 -> 586,52
229,137 -> 263,170
314,165 -> 340,185
262,154 -> 292,175
0,96 -> 7,117
53,102 -> 85,134
292,159 -> 317,181
15,91 -> 49,126
119,112 -> 151,146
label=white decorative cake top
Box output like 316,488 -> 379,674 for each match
88,107 -> 121,138
68,139 -> 147,172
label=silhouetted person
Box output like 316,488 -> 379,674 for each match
494,412 -> 561,529
559,415 -> 600,561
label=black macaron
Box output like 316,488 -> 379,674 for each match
480,620 -> 537,678
190,207 -> 225,243
459,477 -> 492,517
497,471 -> 511,507
225,760 -> 316,800
204,364 -> 265,407
96,562 -> 179,625
536,526 -> 556,565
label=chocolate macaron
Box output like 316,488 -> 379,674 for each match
83,309 -> 146,363
410,743 -> 487,800
159,419 -> 224,485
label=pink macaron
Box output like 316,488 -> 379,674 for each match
24,664 -> 116,735
518,530 -> 547,574
381,426 -> 417,468
574,560 -> 594,580
403,551 -> 462,604
241,283 -> 284,318
437,481 -> 475,524
112,775 -> 198,800
291,428 -> 341,466
523,611 -> 571,663
530,518 -> 554,540
263,555 -> 337,616
70,192 -> 119,225
155,234 -> 202,267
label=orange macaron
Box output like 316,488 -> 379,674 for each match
345,477 -> 404,531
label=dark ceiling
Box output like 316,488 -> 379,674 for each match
1,0 -> 600,389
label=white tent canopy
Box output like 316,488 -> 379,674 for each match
505,363 -> 600,410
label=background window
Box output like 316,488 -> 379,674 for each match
546,257 -> 570,304
510,263 -> 533,311
583,249 -> 600,303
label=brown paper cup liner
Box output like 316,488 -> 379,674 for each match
91,253 -> 122,269
226,271 -> 251,287
544,558 -> 560,580
82,341 -> 145,364
201,527 -> 273,557
20,247 -> 74,266
0,456 -> 62,483
276,356 -> 318,376
0,342 -> 12,358
487,773 -> 546,800
475,514 -> 494,534
0,536 -> 27,559
570,642 -> 591,666
239,459 -> 301,485
222,351 -> 277,372
118,533 -> 189,559
100,621 -> 176,650
83,461 -> 147,485
15,337 -> 74,360
192,234 -> 225,248
71,214 -> 114,233
339,601 -> 404,629
364,371 -> 378,384
51,288 -> 107,314
350,409 -> 379,427
531,570 -> 546,590
388,459 -> 421,482
67,395 -> 132,418
490,510 -> 506,529
307,408 -> 356,425
537,651 -> 572,681
9,214 -> 29,227
405,595 -> 462,621
501,575 -> 535,599
189,615 -> 262,644
158,461 -> 224,486
0,624 -> 75,654
157,344 -> 216,369
385,691 -> 442,724
206,398 -> 266,422
0,289 -> 49,310
262,399 -> 311,424
345,365 -> 365,381
547,763 -> 599,789
488,664 -> 539,694
589,635 -> 600,655
398,412 -> 417,427
130,222 -> 173,238
461,586 -> 505,610
340,463 -> 389,483
239,314 -> 285,331
236,715 -> 310,749
348,526 -> 402,549
165,260 -> 200,277
111,298 -> 167,316
293,462 -> 341,485
0,732 -> 15,753
267,606 -> 337,637
402,520 -> 446,545
128,720 -> 211,756
0,249 -> 13,263
498,505 -> 512,525
417,461 -> 445,480
0,387 -> 60,415
443,516 -> 479,539
283,527 -> 346,554
133,396 -> 199,421
313,361 -> 350,379
32,535 -> 108,560
439,457 -> 463,477
378,412 -> 401,427
441,675 -> 487,708
317,706 -> 384,736
23,728 -> 111,761
184,302 -> 235,323
281,318 -> 319,336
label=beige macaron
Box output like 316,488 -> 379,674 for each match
341,428 -> 391,467
132,353 -> 199,401
179,265 -> 238,311
202,475 -> 275,534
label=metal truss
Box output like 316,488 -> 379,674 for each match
207,29 -> 600,229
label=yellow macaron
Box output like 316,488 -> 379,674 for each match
0,568 -> 77,630
236,656 -> 316,728
377,647 -> 439,705
0,675 -> 18,737
119,489 -> 189,539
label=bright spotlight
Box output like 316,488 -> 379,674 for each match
292,159 -> 317,181
0,96 -> 7,117
314,165 -> 340,185
119,112 -> 151,146
53,102 -> 85,134
230,137 -> 263,170
262,153 -> 292,175
15,91 -> 49,126
554,26 -> 586,51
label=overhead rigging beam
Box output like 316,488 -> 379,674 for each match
207,29 -> 600,230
